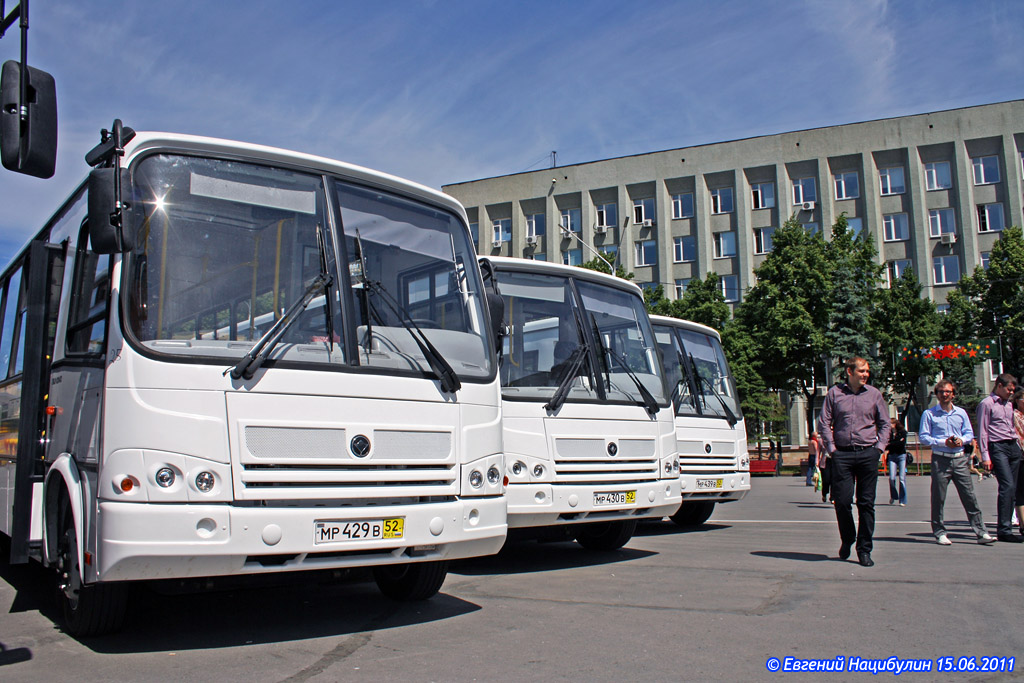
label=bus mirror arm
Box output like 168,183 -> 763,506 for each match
86,120 -> 136,254
478,258 -> 505,356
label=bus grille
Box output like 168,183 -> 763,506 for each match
677,438 -> 738,475
552,437 -> 659,484
237,426 -> 458,500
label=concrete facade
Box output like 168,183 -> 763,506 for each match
443,100 -> 1024,311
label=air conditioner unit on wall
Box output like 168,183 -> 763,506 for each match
940,232 -> 958,245
526,235 -> 537,245
492,238 -> 503,248
594,225 -> 608,234
641,219 -> 653,227
801,201 -> 816,211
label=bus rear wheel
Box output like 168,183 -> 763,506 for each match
55,499 -> 127,637
574,519 -> 637,551
669,501 -> 716,527
373,560 -> 449,601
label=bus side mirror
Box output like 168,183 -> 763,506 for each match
477,257 -> 506,355
88,168 -> 133,254
1,61 -> 57,179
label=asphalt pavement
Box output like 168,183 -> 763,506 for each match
2,474 -> 1022,682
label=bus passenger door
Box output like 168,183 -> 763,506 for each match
9,241 -> 65,563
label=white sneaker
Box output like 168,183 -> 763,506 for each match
978,533 -> 995,545
936,534 -> 952,545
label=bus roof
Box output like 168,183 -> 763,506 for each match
484,255 -> 645,298
648,314 -> 721,341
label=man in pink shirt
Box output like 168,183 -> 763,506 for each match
976,373 -> 1022,543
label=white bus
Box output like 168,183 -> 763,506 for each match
650,316 -> 750,526
0,123 -> 506,635
484,257 -> 680,550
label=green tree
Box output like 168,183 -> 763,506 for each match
578,253 -> 634,280
824,213 -> 884,369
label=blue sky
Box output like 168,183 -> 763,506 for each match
0,0 -> 1021,265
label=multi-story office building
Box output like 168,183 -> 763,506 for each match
443,99 -> 1023,312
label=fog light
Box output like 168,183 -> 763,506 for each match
532,464 -> 544,477
512,461 -> 524,476
470,469 -> 483,488
195,471 -> 215,492
156,467 -> 175,488
487,466 -> 500,484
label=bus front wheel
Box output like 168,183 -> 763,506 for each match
373,560 -> 449,601
669,501 -> 716,527
55,498 -> 127,637
574,519 -> 637,551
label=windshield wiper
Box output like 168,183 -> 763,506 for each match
354,234 -> 461,394
591,319 -> 659,416
227,272 -> 332,380
687,353 -> 738,426
544,345 -> 589,412
315,223 -> 336,353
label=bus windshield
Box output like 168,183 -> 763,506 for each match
498,269 -> 666,407
654,323 -> 741,420
125,153 -> 491,380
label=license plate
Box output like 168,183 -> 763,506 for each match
696,478 -> 724,490
593,490 -> 636,506
314,518 -> 404,544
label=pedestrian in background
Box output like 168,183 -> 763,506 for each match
1012,388 -> 1024,536
976,373 -> 1022,543
806,431 -> 821,486
883,417 -> 908,506
818,357 -> 891,567
919,379 -> 994,546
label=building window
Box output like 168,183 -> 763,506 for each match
526,213 -> 545,238
937,304 -> 950,315
492,218 -> 511,244
981,251 -> 991,270
673,235 -> 696,263
928,208 -> 956,237
529,253 -> 547,262
560,208 -> 581,233
674,278 -> 690,299
753,227 -> 775,254
600,245 -> 618,262
562,248 -> 582,266
886,259 -> 912,287
883,213 -> 909,241
635,239 -> 657,267
720,275 -> 739,303
925,161 -> 952,191
751,182 -> 775,210
792,177 -> 817,204
972,155 -> 1000,185
847,217 -> 864,238
595,202 -> 617,230
989,358 -> 1001,380
933,255 -> 960,285
672,193 -> 694,219
713,232 -> 737,259
710,187 -> 734,214
803,222 -> 820,235
632,198 -> 655,225
469,222 -> 479,244
834,172 -> 859,200
977,203 -> 1005,233
879,167 -> 905,195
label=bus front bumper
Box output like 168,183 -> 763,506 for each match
506,480 -> 681,529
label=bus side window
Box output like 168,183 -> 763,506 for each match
66,225 -> 110,356
0,267 -> 23,378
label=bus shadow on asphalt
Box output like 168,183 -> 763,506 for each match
451,538 -> 655,576
635,520 -> 732,536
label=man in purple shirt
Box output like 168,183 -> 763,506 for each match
976,373 -> 1022,542
818,357 -> 891,567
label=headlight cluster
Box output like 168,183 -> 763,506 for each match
739,454 -> 750,471
662,459 -> 680,476
102,450 -> 229,502
506,456 -> 551,484
463,454 -> 504,496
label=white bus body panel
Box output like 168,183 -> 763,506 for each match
675,415 -> 750,502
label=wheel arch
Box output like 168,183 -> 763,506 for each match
43,454 -> 85,569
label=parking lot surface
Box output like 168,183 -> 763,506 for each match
2,474 -> 1022,682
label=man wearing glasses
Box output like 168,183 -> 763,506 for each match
919,379 -> 994,545
977,373 -> 1023,543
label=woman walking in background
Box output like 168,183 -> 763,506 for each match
884,417 -> 909,506
1012,389 -> 1024,535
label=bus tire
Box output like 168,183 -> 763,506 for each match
669,501 -> 715,527
373,560 -> 449,601
55,497 -> 128,637
574,519 -> 637,551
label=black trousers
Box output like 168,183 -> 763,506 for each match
989,440 -> 1023,536
831,448 -> 880,554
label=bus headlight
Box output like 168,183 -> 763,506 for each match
511,461 -> 524,476
155,467 -> 176,488
532,464 -> 544,478
470,470 -> 483,488
487,466 -> 500,484
195,471 -> 216,492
